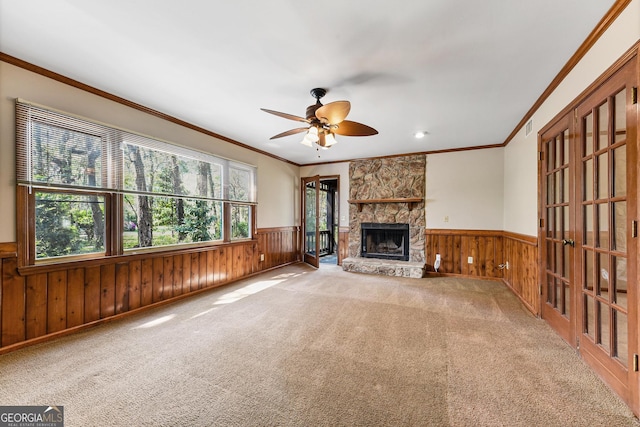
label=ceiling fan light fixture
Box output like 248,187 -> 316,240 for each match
301,126 -> 319,146
306,126 -> 319,143
324,132 -> 337,147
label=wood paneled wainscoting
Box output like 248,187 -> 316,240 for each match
0,227 -> 299,353
424,229 -> 539,315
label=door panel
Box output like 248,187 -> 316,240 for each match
302,176 -> 320,268
540,114 -> 575,346
575,60 -> 637,406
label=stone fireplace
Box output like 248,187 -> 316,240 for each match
342,155 -> 426,278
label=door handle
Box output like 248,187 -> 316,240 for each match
562,239 -> 575,247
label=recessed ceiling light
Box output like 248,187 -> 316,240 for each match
414,131 -> 427,139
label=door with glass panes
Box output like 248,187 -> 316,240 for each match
540,57 -> 637,412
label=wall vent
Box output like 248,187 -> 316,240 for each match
525,119 -> 533,137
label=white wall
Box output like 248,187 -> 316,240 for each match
504,0 -> 640,236
0,61 -> 299,242
301,148 -> 505,231
426,148 -> 504,230
299,162 -> 350,227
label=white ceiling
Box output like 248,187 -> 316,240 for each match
0,0 -> 615,165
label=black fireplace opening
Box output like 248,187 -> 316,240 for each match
361,223 -> 410,261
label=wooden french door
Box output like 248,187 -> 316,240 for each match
540,113 -> 576,346
302,175 -> 320,268
575,59 -> 637,407
540,57 -> 638,411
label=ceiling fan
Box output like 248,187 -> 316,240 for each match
261,88 -> 378,149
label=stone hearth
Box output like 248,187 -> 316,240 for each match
342,257 -> 426,278
345,155 -> 426,278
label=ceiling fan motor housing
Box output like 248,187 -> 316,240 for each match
306,88 -> 327,122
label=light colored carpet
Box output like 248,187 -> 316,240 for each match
1,263 -> 638,426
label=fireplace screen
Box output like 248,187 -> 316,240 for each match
361,223 -> 409,261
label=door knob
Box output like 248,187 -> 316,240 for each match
562,239 -> 575,247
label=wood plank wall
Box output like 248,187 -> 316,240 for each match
0,227 -> 299,352
338,227 -> 349,265
502,232 -> 539,314
425,229 -> 539,315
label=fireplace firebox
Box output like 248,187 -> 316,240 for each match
361,223 -> 410,261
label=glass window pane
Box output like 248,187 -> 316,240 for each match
547,174 -> 554,204
584,113 -> 593,156
598,102 -> 609,151
123,195 -> 222,250
598,253 -> 610,301
563,244 -> 570,280
615,310 -> 628,367
564,281 -> 571,317
585,295 -> 595,340
599,302 -> 610,352
597,153 -> 608,199
614,90 -> 626,143
31,122 -> 103,187
563,130 -> 570,165
546,241 -> 554,269
35,191 -> 105,259
584,250 -> 594,291
563,206 -> 569,241
555,242 -> 563,278
597,203 -> 609,249
614,257 -> 627,309
123,144 -> 223,199
555,171 -> 561,204
231,204 -> 251,240
583,159 -> 593,201
562,168 -> 569,203
613,146 -> 626,197
305,183 -> 317,256
229,165 -> 254,202
546,274 -> 554,304
547,140 -> 554,171
613,202 -> 627,252
584,205 -> 593,247
555,207 -> 562,239
555,279 -> 562,309
555,136 -> 562,169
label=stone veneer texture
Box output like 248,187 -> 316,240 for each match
348,155 -> 426,262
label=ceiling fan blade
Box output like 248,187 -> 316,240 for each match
261,108 -> 310,123
315,101 -> 350,125
269,127 -> 309,139
333,120 -> 378,136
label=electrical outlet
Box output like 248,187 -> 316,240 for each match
467,256 -> 473,264
444,216 -> 449,223
260,253 -> 265,262
506,261 -> 509,270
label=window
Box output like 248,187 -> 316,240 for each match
16,100 -> 257,264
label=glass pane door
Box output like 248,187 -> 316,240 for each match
579,89 -> 629,368
574,58 -> 637,410
302,176 -> 320,268
540,114 -> 575,345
